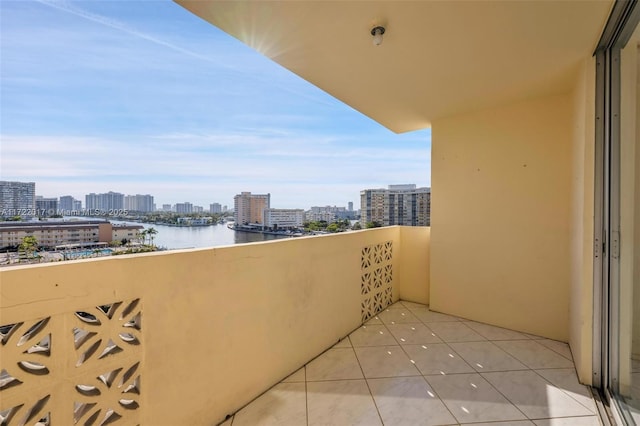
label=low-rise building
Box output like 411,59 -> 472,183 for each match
0,220 -> 142,250
263,208 -> 304,230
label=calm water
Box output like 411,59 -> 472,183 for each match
114,221 -> 289,250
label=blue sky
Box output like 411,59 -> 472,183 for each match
0,0 -> 431,209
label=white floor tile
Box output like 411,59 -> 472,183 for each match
386,302 -> 405,310
281,367 -> 305,383
534,369 -> 596,413
233,382 -> 307,426
461,422 -> 534,426
349,324 -> 398,347
378,308 -> 422,325
354,345 -> 421,378
307,379 -> 382,426
532,417 -> 601,426
449,341 -> 528,372
482,370 -> 594,419
425,373 -> 527,423
494,341 -> 575,369
333,337 -> 352,348
411,308 -> 462,323
403,343 -> 475,375
400,301 -> 428,310
464,321 -> 530,341
365,315 -> 384,325
386,323 -> 442,345
427,322 -> 487,343
368,376 -> 457,426
306,347 -> 363,381
536,339 -> 573,361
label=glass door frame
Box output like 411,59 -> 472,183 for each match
594,0 -> 640,423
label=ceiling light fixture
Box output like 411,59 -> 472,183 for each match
371,26 -> 385,46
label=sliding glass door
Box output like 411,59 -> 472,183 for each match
597,2 -> 640,423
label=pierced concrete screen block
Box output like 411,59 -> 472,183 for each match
0,298 -> 142,426
0,318 -> 53,426
361,241 -> 393,322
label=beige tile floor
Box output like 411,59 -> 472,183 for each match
221,301 -> 602,426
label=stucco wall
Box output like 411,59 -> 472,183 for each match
430,94 -> 573,342
569,57 -> 596,386
0,226 -> 428,425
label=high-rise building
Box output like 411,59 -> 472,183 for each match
35,196 -> 59,216
175,202 -> 193,214
85,192 -> 124,211
233,192 -> 270,225
360,184 -> 431,227
348,201 -> 353,211
210,203 -> 222,214
0,181 -> 36,216
162,204 -> 172,212
193,206 -> 204,213
59,195 -> 82,212
124,194 -> 154,212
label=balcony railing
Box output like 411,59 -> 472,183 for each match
0,226 -> 429,425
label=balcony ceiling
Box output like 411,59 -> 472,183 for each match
175,0 -> 613,133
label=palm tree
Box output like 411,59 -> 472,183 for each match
138,229 -> 148,246
147,227 -> 158,247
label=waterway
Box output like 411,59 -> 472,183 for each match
113,221 -> 289,250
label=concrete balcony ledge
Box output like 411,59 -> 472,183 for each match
0,227 -> 429,425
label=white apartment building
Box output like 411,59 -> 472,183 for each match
175,202 -> 193,214
263,209 -> 304,230
124,194 -> 154,212
85,192 -> 125,211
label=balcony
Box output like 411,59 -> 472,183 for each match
0,227 -> 600,425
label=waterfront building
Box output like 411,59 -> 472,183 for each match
162,204 -> 172,212
111,224 -> 144,243
233,192 -> 270,225
360,184 -> 431,227
306,205 -> 355,222
35,196 -> 59,216
263,208 -> 304,230
124,194 -> 154,212
193,206 -> 204,213
0,220 -> 142,250
0,181 -> 35,216
85,191 -> 125,211
210,203 -> 222,214
175,202 -> 193,214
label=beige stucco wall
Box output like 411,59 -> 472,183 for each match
397,226 -> 430,305
568,57 -> 596,386
430,94 -> 573,342
0,226 -> 428,425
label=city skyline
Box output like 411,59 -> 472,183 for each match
0,1 -> 430,209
